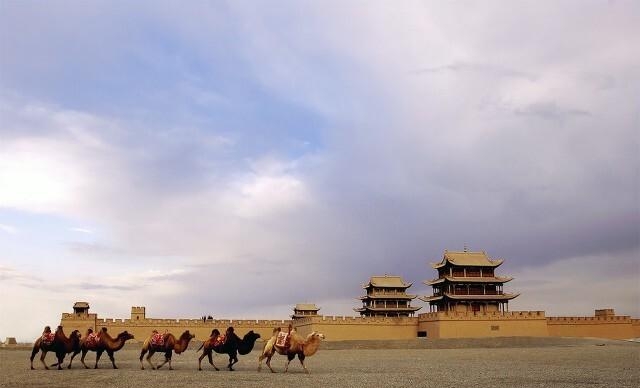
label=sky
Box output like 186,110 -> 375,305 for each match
0,1 -> 638,342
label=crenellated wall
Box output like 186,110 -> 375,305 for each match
547,315 -> 639,339
417,311 -> 548,338
60,307 -> 640,341
293,315 -> 419,340
61,312 -> 290,342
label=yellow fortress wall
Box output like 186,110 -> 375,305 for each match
60,305 -> 639,342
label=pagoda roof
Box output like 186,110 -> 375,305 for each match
419,295 -> 443,303
73,302 -> 90,308
363,275 -> 412,289
354,306 -> 421,313
432,250 -> 504,269
442,292 -> 520,301
293,303 -> 320,311
358,294 -> 417,300
419,292 -> 519,302
425,276 -> 513,285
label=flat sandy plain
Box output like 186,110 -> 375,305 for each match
1,337 -> 638,388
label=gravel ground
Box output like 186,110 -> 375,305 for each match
1,338 -> 638,388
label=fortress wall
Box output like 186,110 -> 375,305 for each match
631,319 -> 640,338
61,308 -> 640,342
61,314 -> 290,343
546,315 -> 636,339
292,316 -> 419,340
59,313 -> 98,335
417,311 -> 548,339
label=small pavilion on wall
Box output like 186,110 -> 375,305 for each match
420,249 -> 519,313
291,303 -> 321,319
355,275 -> 421,317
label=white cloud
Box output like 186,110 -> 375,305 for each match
69,227 -> 93,234
512,249 -> 640,317
0,224 -> 18,234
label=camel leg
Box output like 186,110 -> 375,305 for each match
157,350 -> 171,370
30,346 -> 40,370
258,344 -> 274,372
81,349 -> 89,369
298,353 -> 308,374
266,354 -> 276,373
40,351 -> 49,370
67,350 -> 79,369
228,352 -> 238,371
209,352 -> 219,371
107,350 -> 117,369
198,350 -> 218,371
284,353 -> 296,373
146,352 -> 157,370
95,349 -> 104,369
55,352 -> 64,370
198,351 -> 204,370
139,349 -> 146,370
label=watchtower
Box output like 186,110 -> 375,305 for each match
131,306 -> 146,321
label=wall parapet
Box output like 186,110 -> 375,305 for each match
547,315 -> 631,324
95,317 -> 290,327
418,311 -> 545,321
296,315 -> 418,325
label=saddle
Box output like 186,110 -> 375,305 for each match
41,333 -> 55,345
213,334 -> 226,347
85,332 -> 100,347
275,332 -> 290,349
150,333 -> 165,346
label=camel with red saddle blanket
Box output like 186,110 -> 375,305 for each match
257,326 -> 325,374
139,330 -> 195,370
29,325 -> 82,370
196,327 -> 261,371
79,327 -> 135,369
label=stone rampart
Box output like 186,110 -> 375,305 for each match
547,315 -> 637,339
293,315 -> 419,340
417,310 -> 549,338
61,313 -> 290,343
60,307 -> 640,342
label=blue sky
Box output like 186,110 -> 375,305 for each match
1,1 -> 639,341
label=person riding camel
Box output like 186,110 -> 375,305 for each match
41,326 -> 55,345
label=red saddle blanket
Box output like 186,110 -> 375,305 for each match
150,333 -> 164,346
213,335 -> 225,347
275,332 -> 290,348
85,333 -> 100,347
41,333 -> 55,345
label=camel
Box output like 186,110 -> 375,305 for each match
80,327 -> 135,369
30,326 -> 82,370
258,329 -> 325,374
197,328 -> 261,371
139,330 -> 195,370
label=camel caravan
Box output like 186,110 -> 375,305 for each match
30,324 -> 325,373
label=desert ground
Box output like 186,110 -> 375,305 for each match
1,337 -> 637,388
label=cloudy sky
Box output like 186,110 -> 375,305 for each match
1,1 -> 638,342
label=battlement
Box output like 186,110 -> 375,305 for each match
298,315 -> 418,325
96,317 -> 290,327
418,310 -> 546,321
61,313 -> 98,320
547,315 -> 632,324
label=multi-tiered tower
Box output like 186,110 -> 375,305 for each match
420,250 -> 519,313
355,275 -> 421,317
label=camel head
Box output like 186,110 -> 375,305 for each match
243,330 -> 261,342
308,331 -> 325,341
118,331 -> 135,341
180,330 -> 195,342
